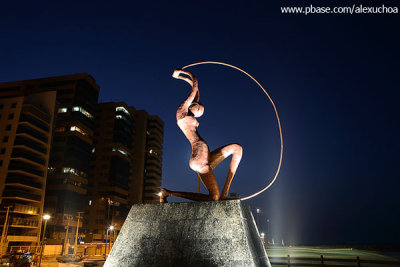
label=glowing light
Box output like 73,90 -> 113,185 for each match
109,225 -> 114,230
256,208 -> 260,213
43,214 -> 51,220
70,126 -> 88,136
182,61 -> 283,201
72,106 -> 94,119
112,147 -> 128,156
57,107 -> 67,113
116,106 -> 131,117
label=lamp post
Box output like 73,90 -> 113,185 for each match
39,214 -> 50,267
0,206 -> 11,256
73,212 -> 83,256
104,225 -> 114,259
63,215 -> 73,255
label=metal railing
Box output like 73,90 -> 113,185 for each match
269,255 -> 400,266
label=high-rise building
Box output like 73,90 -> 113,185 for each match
85,102 -> 134,242
0,74 -> 99,246
0,74 -> 164,250
85,103 -> 164,242
0,91 -> 56,251
131,111 -> 164,204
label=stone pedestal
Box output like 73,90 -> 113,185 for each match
104,200 -> 271,267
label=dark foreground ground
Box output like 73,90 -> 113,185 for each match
34,246 -> 400,266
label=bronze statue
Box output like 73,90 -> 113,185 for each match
160,69 -> 243,202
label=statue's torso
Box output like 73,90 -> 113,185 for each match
177,116 -> 209,157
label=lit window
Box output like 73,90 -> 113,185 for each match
70,126 -> 88,136
116,106 -> 131,117
149,149 -> 158,156
112,147 -> 128,156
72,106 -> 94,119
62,167 -> 87,177
55,127 -> 65,132
48,166 -> 56,173
58,107 -> 67,113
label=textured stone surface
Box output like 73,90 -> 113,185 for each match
104,200 -> 271,267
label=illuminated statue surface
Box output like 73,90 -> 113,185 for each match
160,69 -> 243,202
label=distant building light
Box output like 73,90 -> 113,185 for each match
89,200 -> 92,206
116,106 -> 131,117
92,148 -> 95,153
55,127 -> 65,132
62,167 -> 87,178
72,106 -> 94,119
57,107 -> 67,113
70,126 -> 88,136
146,131 -> 150,135
112,147 -> 128,156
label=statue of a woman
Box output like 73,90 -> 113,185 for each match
160,69 -> 243,202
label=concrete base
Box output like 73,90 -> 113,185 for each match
104,200 -> 271,267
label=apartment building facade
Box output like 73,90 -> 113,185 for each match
0,74 -> 99,247
85,103 -> 164,242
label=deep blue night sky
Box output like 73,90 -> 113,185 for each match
1,1 -> 399,245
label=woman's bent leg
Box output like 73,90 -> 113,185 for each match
209,144 -> 243,199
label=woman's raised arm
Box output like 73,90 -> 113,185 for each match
173,69 -> 199,119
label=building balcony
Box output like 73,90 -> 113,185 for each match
22,103 -> 51,124
144,177 -> 161,187
2,190 -> 42,203
14,136 -> 47,154
49,213 -> 82,228
10,157 -> 45,171
19,114 -> 49,132
12,203 -> 39,215
144,170 -> 162,179
9,217 -> 39,228
145,158 -> 162,168
8,162 -> 44,177
5,176 -> 43,191
0,204 -> 39,216
16,125 -> 48,143
16,132 -> 48,147
7,169 -> 44,180
13,144 -> 46,157
11,149 -> 46,165
7,235 -> 38,242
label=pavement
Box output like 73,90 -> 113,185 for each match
40,256 -> 104,267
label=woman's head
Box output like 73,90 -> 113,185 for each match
189,102 -> 204,117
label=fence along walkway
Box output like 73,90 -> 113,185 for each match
269,255 -> 400,266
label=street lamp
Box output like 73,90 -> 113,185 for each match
39,214 -> 51,267
104,225 -> 114,259
0,206 -> 11,256
256,208 -> 260,231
